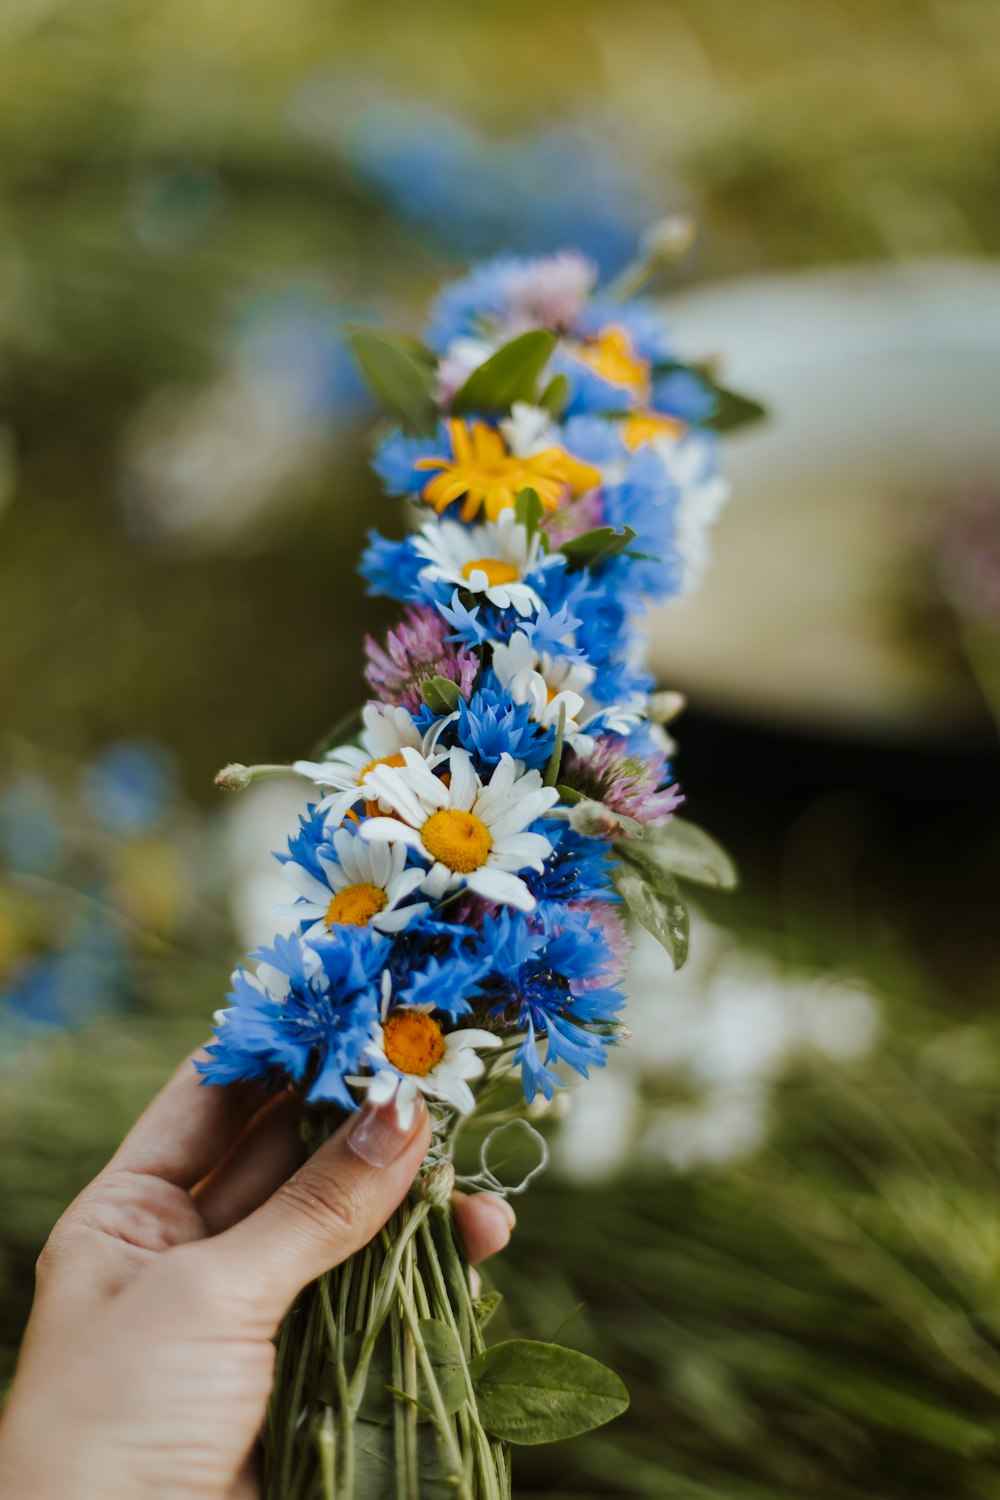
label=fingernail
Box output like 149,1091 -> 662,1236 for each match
348,1098 -> 424,1167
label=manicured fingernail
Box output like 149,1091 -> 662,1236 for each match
348,1098 -> 424,1167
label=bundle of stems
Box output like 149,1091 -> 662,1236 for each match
264,1121 -> 511,1500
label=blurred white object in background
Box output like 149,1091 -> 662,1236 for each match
654,260 -> 1000,738
555,915 -> 879,1181
118,288 -> 364,546
222,780 -> 309,951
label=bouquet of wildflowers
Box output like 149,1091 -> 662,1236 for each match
207,224 -> 759,1499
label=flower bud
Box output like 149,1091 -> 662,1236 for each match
214,762 -> 253,791
568,798 -> 620,840
420,1160 -> 456,1207
649,690 -> 686,725
639,213 -> 697,267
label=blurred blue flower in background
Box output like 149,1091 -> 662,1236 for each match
230,288 -> 368,424
83,740 -> 178,836
291,68 -> 657,271
0,775 -> 63,876
336,99 -> 656,273
0,914 -> 125,1033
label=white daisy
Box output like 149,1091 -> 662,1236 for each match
351,996 -> 502,1128
291,704 -> 435,824
413,508 -> 561,616
360,746 -> 558,911
490,630 -> 595,755
491,631 -> 644,751
277,826 -> 428,938
499,401 -> 562,458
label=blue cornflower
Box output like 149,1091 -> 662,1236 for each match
198,928 -> 387,1108
372,426 -> 446,501
519,595 -> 584,654
450,678 -> 554,774
383,911 -> 485,1020
538,566 -> 650,705
601,447 -> 685,601
471,908 -> 624,1102
275,802 -> 330,883
436,589 -> 499,648
437,587 -> 587,668
425,251 -> 599,353
359,530 -> 430,603
521,822 -> 618,908
559,413 -> 629,469
652,366 -> 717,425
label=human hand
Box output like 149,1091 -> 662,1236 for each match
0,1046 -> 514,1500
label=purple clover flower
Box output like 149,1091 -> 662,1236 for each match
364,605 -> 479,714
563,734 -> 684,827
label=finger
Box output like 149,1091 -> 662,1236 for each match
195,1093 -> 304,1235
109,1044 -> 274,1189
27,1050 -> 276,1334
191,1098 -> 431,1328
452,1192 -> 515,1265
226,1452 -> 261,1500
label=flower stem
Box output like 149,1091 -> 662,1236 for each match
262,1160 -> 511,1499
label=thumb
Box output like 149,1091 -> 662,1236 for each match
186,1096 -> 431,1329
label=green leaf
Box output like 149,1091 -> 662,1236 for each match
451,330 -> 556,415
637,816 -> 739,890
613,852 -> 690,967
560,525 -> 637,569
555,783 -> 584,805
347,328 -> 438,435
538,372 -> 570,417
514,486 -> 544,540
322,1331 -> 393,1422
421,676 -> 462,716
470,1339 -> 629,1445
474,1289 -> 504,1332
705,382 -> 768,433
417,1318 -> 467,1419
653,357 -> 767,434
353,1420 -> 455,1499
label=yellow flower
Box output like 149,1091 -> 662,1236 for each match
572,325 -> 652,401
621,410 -> 687,450
415,418 -> 600,522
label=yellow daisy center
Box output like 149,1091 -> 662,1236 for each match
421,808 -> 493,873
461,557 -> 520,588
326,882 -> 388,928
621,411 -> 687,450
358,751 -> 408,818
575,326 -> 651,399
415,418 -> 600,523
359,750 -> 407,783
382,1009 -> 447,1076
